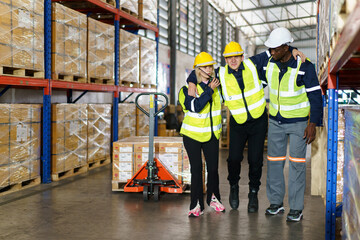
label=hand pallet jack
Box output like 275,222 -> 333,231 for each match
123,92 -> 186,201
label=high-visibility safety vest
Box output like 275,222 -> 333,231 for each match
179,84 -> 222,142
266,57 -> 310,118
219,59 -> 266,124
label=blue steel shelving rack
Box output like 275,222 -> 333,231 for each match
0,0 -> 159,184
318,1 -> 360,239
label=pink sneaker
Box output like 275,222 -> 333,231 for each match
210,195 -> 225,212
188,203 -> 204,217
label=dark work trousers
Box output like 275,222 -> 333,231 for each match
227,111 -> 268,191
183,134 -> 220,211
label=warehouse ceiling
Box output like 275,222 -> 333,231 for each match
208,0 -> 317,47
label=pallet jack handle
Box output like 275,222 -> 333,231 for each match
135,92 -> 168,118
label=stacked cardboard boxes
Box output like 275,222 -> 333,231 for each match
0,1 -> 44,74
0,104 -> 41,188
52,3 -> 87,80
51,104 -> 88,175
118,103 -> 136,140
87,104 -> 111,164
119,29 -> 139,84
112,137 -> 193,186
140,37 -> 156,86
87,18 -> 114,84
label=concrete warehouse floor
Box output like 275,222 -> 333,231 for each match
0,149 -> 325,240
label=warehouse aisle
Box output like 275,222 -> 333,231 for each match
0,150 -> 325,240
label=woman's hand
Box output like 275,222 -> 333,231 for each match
188,82 -> 198,97
209,78 -> 220,90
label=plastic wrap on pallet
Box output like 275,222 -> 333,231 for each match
51,104 -> 88,174
317,0 -> 330,74
120,0 -> 138,15
0,104 -> 41,189
119,30 -> 139,84
0,0 -> 44,72
311,105 -> 360,204
140,37 -> 156,85
139,0 -> 157,24
118,103 -> 136,140
343,109 -> 360,240
52,3 -> 87,79
87,104 -> 111,164
87,18 -> 114,83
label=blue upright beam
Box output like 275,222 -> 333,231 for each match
112,0 -> 120,143
42,0 -> 52,183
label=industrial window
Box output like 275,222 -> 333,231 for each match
207,5 -> 222,63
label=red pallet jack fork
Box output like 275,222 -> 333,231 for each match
123,93 -> 185,200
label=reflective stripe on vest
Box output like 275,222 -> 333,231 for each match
267,57 -> 310,118
219,59 -> 266,124
179,84 -> 222,142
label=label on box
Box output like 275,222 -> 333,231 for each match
119,153 -> 132,162
16,124 -> 28,142
18,10 -> 31,29
69,121 -> 78,135
119,171 -> 132,181
120,147 -> 132,152
165,147 -> 179,153
119,162 -> 132,171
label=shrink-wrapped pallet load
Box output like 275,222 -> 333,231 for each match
87,18 -> 114,85
139,0 -> 157,24
52,3 -> 87,81
51,104 -> 88,180
119,29 -> 139,85
0,1 -> 44,77
118,103 -> 136,140
87,104 -> 111,165
0,104 -> 41,190
120,0 -> 138,15
140,37 -> 156,86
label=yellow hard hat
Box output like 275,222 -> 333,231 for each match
193,52 -> 216,69
223,41 -> 244,57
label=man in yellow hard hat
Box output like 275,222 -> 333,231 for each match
186,41 -> 305,213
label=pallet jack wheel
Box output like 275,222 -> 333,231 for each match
143,185 -> 149,201
153,185 -> 160,201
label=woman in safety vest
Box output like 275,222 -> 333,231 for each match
178,52 -> 224,217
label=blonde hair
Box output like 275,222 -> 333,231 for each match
194,66 -> 215,84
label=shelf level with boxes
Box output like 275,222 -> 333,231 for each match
317,1 -> 360,239
0,0 -> 160,189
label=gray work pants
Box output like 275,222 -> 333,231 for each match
266,118 -> 308,211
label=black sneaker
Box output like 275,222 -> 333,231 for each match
247,189 -> 258,213
229,184 -> 239,210
286,209 -> 303,222
265,204 -> 285,215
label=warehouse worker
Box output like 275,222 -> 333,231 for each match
179,52 -> 225,217
187,42 -> 305,213
263,27 -> 322,222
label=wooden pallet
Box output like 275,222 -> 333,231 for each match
0,66 -> 44,78
0,177 -> 41,197
52,73 -> 87,83
51,165 -> 88,181
120,7 -> 138,17
88,77 -> 114,85
112,181 -> 127,192
138,17 -> 157,27
119,80 -> 140,88
141,83 -> 156,89
88,157 -> 111,170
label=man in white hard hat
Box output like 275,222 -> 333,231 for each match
186,42 -> 305,213
263,27 -> 322,222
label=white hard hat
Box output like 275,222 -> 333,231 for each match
264,27 -> 294,48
